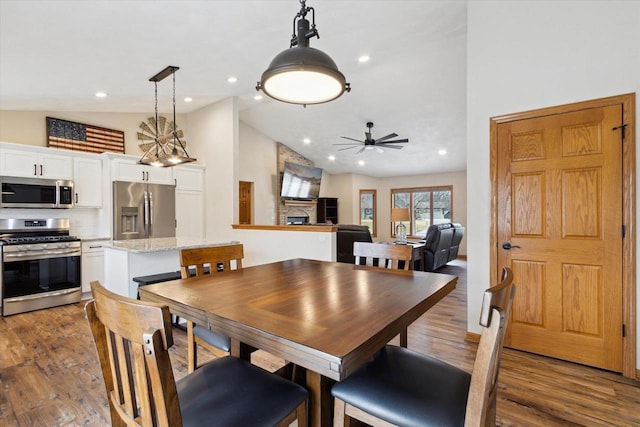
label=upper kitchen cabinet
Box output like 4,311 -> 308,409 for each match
173,164 -> 204,191
110,155 -> 173,185
0,145 -> 73,180
73,155 -> 103,207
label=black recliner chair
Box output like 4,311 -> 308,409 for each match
422,223 -> 464,271
336,224 -> 373,263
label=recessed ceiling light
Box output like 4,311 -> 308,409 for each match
303,138 -> 311,144
95,92 -> 107,98
438,149 -> 447,156
328,155 -> 336,161
227,76 -> 238,83
358,160 -> 365,166
184,97 -> 193,102
358,55 -> 370,63
254,94 -> 263,101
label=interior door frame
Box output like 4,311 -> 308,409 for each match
489,93 -> 636,379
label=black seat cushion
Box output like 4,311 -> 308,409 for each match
177,356 -> 308,427
332,345 -> 471,427
193,324 -> 231,352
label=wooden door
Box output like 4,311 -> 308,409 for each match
496,104 -> 624,371
239,181 -> 252,224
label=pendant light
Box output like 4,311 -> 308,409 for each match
256,0 -> 350,106
138,66 -> 196,167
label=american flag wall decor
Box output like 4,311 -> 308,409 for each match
47,117 -> 125,154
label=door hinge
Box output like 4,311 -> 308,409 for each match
622,224 -> 626,238
612,123 -> 627,140
622,324 -> 626,337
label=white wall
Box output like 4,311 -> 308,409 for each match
187,97 -> 239,242
238,121 -> 278,225
232,228 -> 336,267
467,1 -> 640,367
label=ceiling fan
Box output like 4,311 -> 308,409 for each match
334,122 -> 409,154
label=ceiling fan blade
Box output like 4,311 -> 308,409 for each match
356,147 -> 366,154
374,133 -> 398,143
337,146 -> 358,151
377,139 -> 409,144
333,143 -> 362,146
378,144 -> 404,149
341,136 -> 363,143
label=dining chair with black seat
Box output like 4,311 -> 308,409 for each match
331,267 -> 515,427
353,241 -> 413,270
85,280 -> 308,427
179,243 -> 243,372
353,241 -> 414,347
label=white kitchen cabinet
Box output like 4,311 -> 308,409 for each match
174,164 -> 205,237
81,239 -> 109,294
111,157 -> 173,184
173,164 -> 204,191
0,146 -> 73,179
176,189 -> 205,237
73,156 -> 103,207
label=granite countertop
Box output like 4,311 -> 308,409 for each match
105,237 -> 240,254
79,236 -> 111,242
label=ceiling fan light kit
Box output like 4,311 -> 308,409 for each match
256,0 -> 350,106
138,66 -> 196,167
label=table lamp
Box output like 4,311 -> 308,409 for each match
391,208 -> 411,244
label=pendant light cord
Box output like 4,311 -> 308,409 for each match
154,81 -> 159,156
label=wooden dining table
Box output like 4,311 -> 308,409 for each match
138,258 -> 457,427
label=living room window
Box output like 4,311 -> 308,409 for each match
391,186 -> 453,238
359,189 -> 377,237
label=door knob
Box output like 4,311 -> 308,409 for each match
502,242 -> 521,250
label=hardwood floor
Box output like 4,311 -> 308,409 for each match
0,259 -> 638,426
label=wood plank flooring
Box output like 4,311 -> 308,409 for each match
0,259 -> 638,426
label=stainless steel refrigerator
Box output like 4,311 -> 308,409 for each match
113,181 -> 176,240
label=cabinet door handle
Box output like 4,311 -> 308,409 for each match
34,164 -> 37,175
75,193 -> 78,204
40,164 -> 43,176
89,245 -> 103,249
142,171 -> 145,181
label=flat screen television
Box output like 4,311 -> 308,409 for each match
280,161 -> 322,200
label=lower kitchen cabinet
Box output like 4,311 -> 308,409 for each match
81,239 -> 109,294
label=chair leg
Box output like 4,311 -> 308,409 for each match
333,398 -> 350,427
187,320 -> 197,373
399,328 -> 408,348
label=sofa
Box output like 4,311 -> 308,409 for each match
421,223 -> 464,271
336,224 -> 373,263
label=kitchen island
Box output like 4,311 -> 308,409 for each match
103,237 -> 239,298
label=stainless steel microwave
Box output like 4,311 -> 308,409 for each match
0,177 -> 74,208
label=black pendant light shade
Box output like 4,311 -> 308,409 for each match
256,0 -> 350,106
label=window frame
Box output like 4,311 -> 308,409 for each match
359,189 -> 377,237
390,185 -> 453,238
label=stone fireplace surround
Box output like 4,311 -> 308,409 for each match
277,143 -> 318,225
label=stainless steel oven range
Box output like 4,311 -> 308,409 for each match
0,218 -> 81,316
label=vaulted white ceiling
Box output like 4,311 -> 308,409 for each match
0,0 -> 467,177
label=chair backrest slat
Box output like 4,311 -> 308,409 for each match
86,280 -> 183,427
180,244 -> 244,279
353,242 -> 413,270
465,267 -> 515,427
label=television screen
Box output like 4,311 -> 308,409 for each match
281,161 -> 322,199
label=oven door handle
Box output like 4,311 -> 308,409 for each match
3,287 -> 81,303
3,249 -> 81,261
